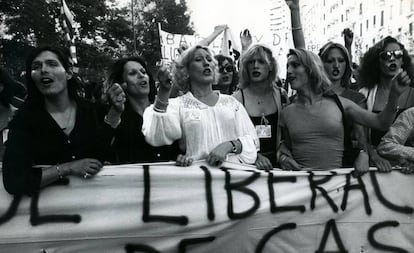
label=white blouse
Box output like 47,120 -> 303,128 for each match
142,92 -> 259,164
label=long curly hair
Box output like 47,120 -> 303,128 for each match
25,45 -> 81,107
318,42 -> 352,88
358,36 -> 413,89
288,48 -> 331,94
108,56 -> 157,103
239,44 -> 278,89
173,45 -> 217,93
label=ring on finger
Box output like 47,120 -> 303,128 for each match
83,171 -> 90,179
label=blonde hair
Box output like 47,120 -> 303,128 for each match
239,44 -> 278,89
288,48 -> 331,94
173,45 -> 217,92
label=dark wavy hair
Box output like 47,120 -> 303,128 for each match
318,42 -> 352,88
358,36 -> 414,89
25,45 -> 81,106
108,56 -> 157,103
214,54 -> 239,94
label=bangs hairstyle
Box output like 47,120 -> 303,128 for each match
239,44 -> 278,89
358,36 -> 414,89
109,56 -> 157,103
25,45 -> 80,106
318,42 -> 352,88
174,45 -> 217,93
288,48 -> 331,94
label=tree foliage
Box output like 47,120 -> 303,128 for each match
0,0 -> 193,83
134,0 -> 194,70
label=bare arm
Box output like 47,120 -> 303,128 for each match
198,25 -> 227,47
341,71 -> 411,130
285,0 -> 306,49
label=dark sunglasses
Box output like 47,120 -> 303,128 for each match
219,65 -> 233,73
379,50 -> 403,61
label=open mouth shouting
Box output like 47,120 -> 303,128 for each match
203,68 -> 212,75
331,69 -> 340,77
40,77 -> 54,87
252,71 -> 261,78
387,63 -> 398,72
139,80 -> 148,87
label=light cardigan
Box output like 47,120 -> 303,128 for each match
142,92 -> 259,164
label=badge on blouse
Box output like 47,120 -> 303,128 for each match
256,125 -> 272,138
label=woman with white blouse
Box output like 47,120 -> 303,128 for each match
142,45 -> 259,166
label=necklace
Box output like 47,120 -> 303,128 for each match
246,90 -> 269,105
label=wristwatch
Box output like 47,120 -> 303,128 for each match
230,140 -> 238,153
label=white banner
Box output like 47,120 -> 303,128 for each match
0,161 -> 413,252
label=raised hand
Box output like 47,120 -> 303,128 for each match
107,82 -> 126,113
285,0 -> 300,10
343,28 -> 354,48
156,62 -> 174,92
240,29 -> 253,51
214,24 -> 228,34
390,70 -> 411,97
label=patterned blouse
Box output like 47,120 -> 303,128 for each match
377,107 -> 414,163
142,91 -> 259,164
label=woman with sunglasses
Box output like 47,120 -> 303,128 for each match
358,36 -> 414,172
233,44 -> 288,170
213,55 -> 238,95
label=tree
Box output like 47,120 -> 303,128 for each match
134,0 -> 194,70
0,0 -> 194,82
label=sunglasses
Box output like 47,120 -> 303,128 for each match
379,50 -> 403,61
219,65 -> 233,73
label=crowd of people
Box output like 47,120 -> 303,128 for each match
1,0 -> 413,196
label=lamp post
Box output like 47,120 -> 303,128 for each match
131,0 -> 137,54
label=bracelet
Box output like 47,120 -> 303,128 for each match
154,98 -> 169,112
292,26 -> 302,31
55,164 -> 64,179
230,140 -> 237,153
153,106 -> 167,113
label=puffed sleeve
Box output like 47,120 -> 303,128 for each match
233,99 -> 259,164
142,97 -> 182,147
377,108 -> 414,162
3,109 -> 41,196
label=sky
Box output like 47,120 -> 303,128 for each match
186,0 -> 270,38
117,0 -> 271,40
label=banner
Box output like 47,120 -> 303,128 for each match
158,27 -> 225,62
0,161 -> 413,252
